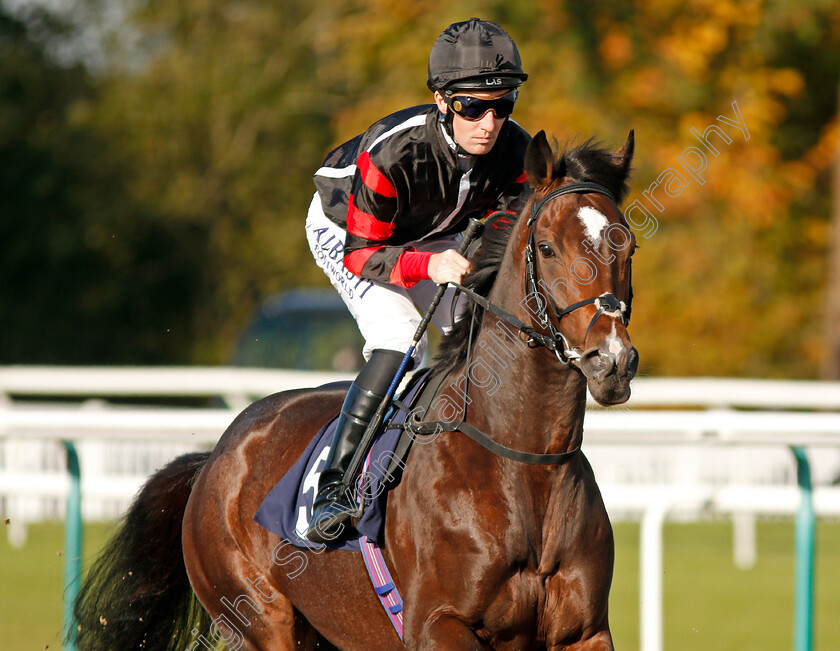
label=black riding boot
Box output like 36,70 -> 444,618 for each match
305,348 -> 403,544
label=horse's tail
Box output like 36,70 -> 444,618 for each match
72,451 -> 212,650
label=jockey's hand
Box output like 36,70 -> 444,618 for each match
428,249 -> 471,285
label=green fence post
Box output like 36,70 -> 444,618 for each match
62,441 -> 82,651
791,446 -> 814,651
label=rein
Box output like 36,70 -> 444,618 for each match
406,181 -> 629,465
404,303 -> 581,465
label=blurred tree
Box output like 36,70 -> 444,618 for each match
83,0 -> 342,362
0,6 -> 197,364
503,0 -> 838,379
3,0 -> 838,376
829,81 -> 840,380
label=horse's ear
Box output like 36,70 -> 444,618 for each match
615,129 -> 634,170
525,130 -> 555,188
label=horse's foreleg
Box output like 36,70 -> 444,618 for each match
409,614 -> 489,650
555,630 -> 614,651
214,594 -> 337,651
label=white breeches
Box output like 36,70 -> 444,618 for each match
305,194 -> 466,364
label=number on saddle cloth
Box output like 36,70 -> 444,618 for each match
253,368 -> 439,550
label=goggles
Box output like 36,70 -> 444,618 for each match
445,90 -> 518,121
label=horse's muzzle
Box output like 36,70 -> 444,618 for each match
579,344 -> 639,405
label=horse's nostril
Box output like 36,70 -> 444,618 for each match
623,347 -> 639,379
589,356 -> 606,373
582,351 -> 616,379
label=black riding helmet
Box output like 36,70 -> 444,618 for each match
427,18 -> 528,94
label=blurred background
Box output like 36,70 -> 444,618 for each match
1,0 -> 838,378
2,3 -> 840,650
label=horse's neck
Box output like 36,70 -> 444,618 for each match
463,234 -> 588,455
465,315 -> 587,455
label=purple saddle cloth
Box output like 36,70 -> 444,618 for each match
254,372 -> 429,551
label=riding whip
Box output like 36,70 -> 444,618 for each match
340,217 -> 484,493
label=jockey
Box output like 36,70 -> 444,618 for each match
305,18 -> 531,544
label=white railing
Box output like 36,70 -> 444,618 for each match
0,365 -> 353,411
2,365 -> 838,408
1,367 -> 839,651
2,367 -> 839,535
0,366 -> 355,541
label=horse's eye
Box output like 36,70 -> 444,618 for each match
538,243 -> 555,258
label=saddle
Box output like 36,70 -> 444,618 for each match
253,367 -> 445,551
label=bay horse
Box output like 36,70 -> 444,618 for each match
73,129 -> 637,650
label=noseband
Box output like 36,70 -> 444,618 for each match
524,182 -> 630,365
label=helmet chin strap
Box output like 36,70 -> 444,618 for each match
438,109 -> 473,157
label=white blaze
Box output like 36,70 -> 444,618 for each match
607,323 -> 623,355
578,206 -> 609,241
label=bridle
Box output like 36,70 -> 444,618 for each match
454,181 -> 631,367
405,181 -> 633,465
523,181 -> 630,365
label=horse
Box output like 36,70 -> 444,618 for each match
73,129 -> 637,650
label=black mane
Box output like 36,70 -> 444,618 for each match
432,138 -> 632,373
559,136 -> 632,205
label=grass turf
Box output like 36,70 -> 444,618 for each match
0,521 -> 114,650
609,520 -> 840,650
1,519 -> 839,650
